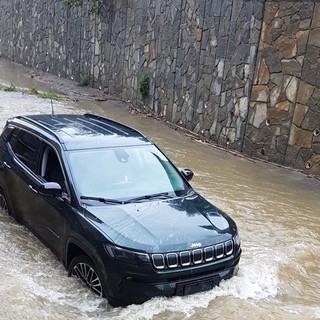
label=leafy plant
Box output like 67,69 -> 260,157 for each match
3,84 -> 16,92
139,74 -> 150,100
65,0 -> 101,14
65,0 -> 83,8
89,0 -> 101,14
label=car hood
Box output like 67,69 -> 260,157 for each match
83,193 -> 236,253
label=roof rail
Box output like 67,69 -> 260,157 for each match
16,115 -> 63,143
83,113 -> 147,138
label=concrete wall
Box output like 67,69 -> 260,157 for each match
1,0 -> 320,175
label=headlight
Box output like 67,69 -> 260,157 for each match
104,244 -> 150,264
233,231 -> 241,248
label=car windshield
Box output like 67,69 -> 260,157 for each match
67,145 -> 190,202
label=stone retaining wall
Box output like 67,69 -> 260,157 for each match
246,1 -> 320,175
1,0 -> 320,175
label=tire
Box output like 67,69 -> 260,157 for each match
68,255 -> 105,298
0,188 -> 10,216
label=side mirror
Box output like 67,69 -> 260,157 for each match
39,182 -> 63,197
181,168 -> 194,181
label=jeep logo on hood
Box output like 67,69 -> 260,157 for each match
191,242 -> 202,248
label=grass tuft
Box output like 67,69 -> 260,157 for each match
3,84 -> 17,92
38,91 -> 61,100
29,87 -> 38,94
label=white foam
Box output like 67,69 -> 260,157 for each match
314,308 -> 320,319
115,257 -> 279,320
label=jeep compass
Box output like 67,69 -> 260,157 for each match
0,113 -> 241,306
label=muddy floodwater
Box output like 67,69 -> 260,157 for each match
0,59 -> 319,320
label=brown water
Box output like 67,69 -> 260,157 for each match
0,59 -> 319,320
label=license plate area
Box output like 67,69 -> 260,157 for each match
176,276 -> 220,296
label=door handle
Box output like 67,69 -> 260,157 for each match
3,161 -> 11,169
29,185 -> 38,194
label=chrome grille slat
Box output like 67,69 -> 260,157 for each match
215,243 -> 224,259
204,246 -> 214,262
180,251 -> 191,266
166,253 -> 178,268
152,254 -> 165,270
225,240 -> 233,256
193,249 -> 203,264
151,239 -> 234,270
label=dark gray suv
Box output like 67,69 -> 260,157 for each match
0,113 -> 241,306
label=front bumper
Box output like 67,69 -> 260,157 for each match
103,248 -> 241,306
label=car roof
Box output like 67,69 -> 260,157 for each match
11,113 -> 151,150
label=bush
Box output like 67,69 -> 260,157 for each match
139,74 -> 149,100
65,0 -> 83,8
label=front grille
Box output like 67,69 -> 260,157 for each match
151,239 -> 234,270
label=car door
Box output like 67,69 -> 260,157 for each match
3,128 -> 43,229
2,128 -> 73,260
30,142 -> 74,260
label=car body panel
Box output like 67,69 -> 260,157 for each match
84,194 -> 234,253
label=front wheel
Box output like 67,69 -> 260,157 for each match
69,255 -> 105,297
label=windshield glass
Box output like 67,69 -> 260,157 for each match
67,145 -> 190,201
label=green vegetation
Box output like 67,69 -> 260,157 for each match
38,91 -> 61,100
29,87 -> 38,94
79,74 -> 89,86
27,87 -> 61,100
65,0 -> 82,8
1,84 -> 62,100
89,0 -> 101,14
2,84 -> 16,92
139,74 -> 150,100
65,0 -> 101,14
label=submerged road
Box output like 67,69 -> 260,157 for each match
0,59 -> 319,320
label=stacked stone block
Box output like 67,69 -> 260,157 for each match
0,0 -> 263,150
245,1 -> 320,174
1,0 -> 320,175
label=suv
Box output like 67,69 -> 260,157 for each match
0,113 -> 241,306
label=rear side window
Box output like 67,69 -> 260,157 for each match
9,129 -> 41,172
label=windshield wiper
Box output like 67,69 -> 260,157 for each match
124,192 -> 174,203
80,195 -> 124,205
